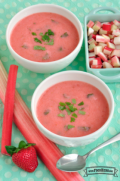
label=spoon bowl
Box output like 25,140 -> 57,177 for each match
57,154 -> 86,172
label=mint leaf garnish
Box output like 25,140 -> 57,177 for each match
34,38 -> 42,44
42,34 -> 50,42
40,29 -> 54,42
78,101 -> 84,106
79,111 -> 86,115
39,32 -> 44,36
47,29 -> 54,36
47,39 -> 54,45
66,109 -> 71,115
68,105 -> 75,112
72,99 -> 76,104
65,102 -> 71,106
59,102 -> 66,106
58,113 -> 65,117
32,32 -> 36,35
58,106 -> 66,110
72,113 -> 77,118
70,117 -> 75,122
34,46 -> 46,50
67,125 -> 75,129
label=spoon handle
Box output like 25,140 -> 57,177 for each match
85,133 -> 120,158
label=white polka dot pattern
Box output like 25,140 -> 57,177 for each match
0,1 -> 120,181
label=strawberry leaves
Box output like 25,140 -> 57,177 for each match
5,140 -> 36,156
5,146 -> 16,156
19,140 -> 26,149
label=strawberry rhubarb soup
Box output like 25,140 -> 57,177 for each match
36,81 -> 109,137
11,13 -> 79,62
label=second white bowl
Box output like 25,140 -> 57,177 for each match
31,71 -> 114,147
6,4 -> 83,73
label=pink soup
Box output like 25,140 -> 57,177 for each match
36,81 -> 109,137
11,13 -> 79,62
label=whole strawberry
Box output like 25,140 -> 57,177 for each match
5,141 -> 38,172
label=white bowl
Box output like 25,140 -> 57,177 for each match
6,4 -> 83,73
31,71 -> 114,147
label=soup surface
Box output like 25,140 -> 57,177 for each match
36,81 -> 109,137
11,13 -> 79,62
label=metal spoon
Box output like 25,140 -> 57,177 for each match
56,133 -> 120,172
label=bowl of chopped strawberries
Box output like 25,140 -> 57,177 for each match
85,7 -> 120,82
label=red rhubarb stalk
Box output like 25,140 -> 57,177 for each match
1,64 -> 18,155
0,61 -> 84,181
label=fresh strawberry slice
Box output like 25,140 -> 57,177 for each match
5,141 -> 38,173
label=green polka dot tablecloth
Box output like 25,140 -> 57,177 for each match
0,0 -> 120,181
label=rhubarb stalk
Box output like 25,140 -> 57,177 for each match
0,61 -> 84,181
1,64 -> 18,155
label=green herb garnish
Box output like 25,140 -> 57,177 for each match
61,32 -> 68,37
79,111 -> 86,115
70,117 -> 75,122
59,102 -> 66,106
42,34 -> 50,42
67,125 -> 75,129
32,32 -> 37,35
72,99 -> 76,104
78,101 -> 84,106
58,97 -> 85,122
66,109 -> 71,115
58,106 -> 66,110
47,29 -> 54,36
34,38 -> 42,44
41,29 -> 54,42
74,107 -> 77,111
39,32 -> 44,36
65,102 -> 71,106
58,113 -> 65,117
68,105 -> 75,112
87,93 -> 93,98
47,39 -> 54,45
34,46 -> 46,50
72,113 -> 77,118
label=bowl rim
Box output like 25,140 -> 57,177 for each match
31,70 -> 114,140
6,4 -> 83,65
